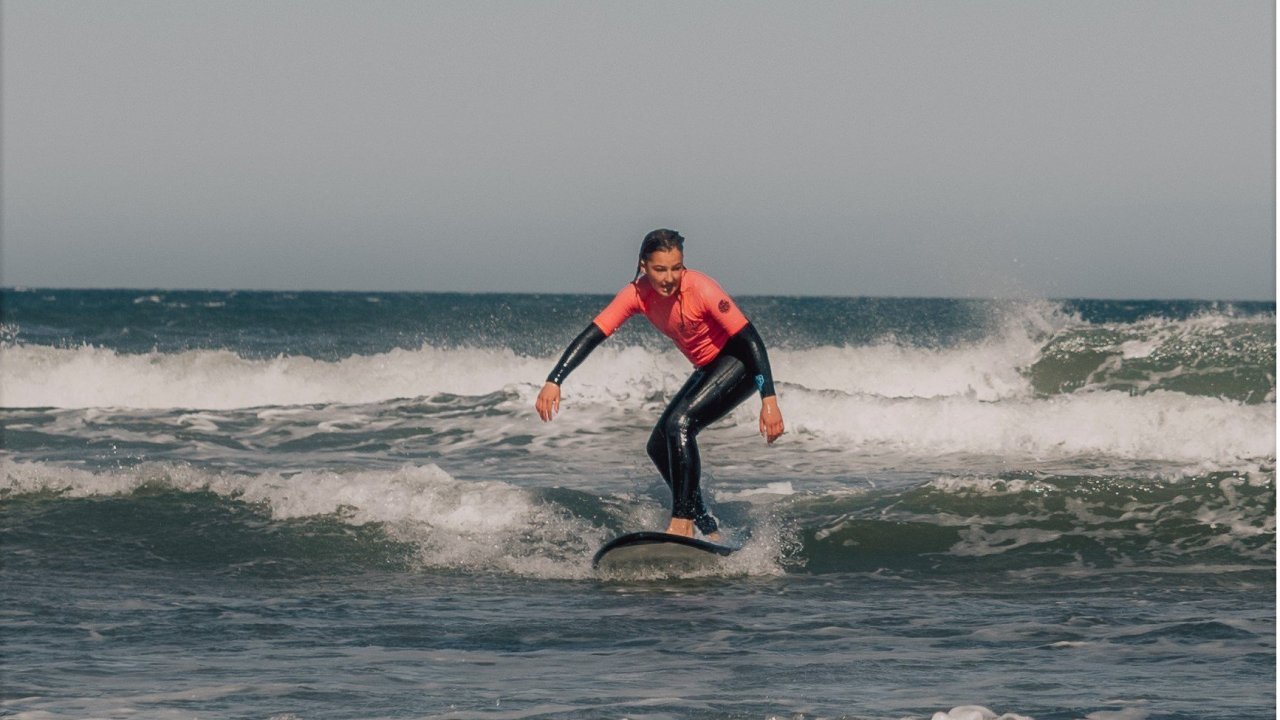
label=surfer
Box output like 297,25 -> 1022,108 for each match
535,229 -> 784,540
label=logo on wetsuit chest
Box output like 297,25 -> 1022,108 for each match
718,299 -> 731,313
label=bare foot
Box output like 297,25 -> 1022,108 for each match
664,518 -> 694,537
705,531 -> 722,543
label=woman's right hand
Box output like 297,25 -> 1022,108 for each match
535,382 -> 561,422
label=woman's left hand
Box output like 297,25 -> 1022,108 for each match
759,396 -> 784,444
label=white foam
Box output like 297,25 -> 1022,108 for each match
1,460 -> 800,580
927,705 -> 1034,720
949,527 -> 1065,557
1119,337 -> 1159,360
0,341 -> 701,410
0,301 -> 1062,409
926,476 -> 1057,495
716,481 -> 797,500
780,343 -> 1022,401
0,343 -> 551,410
0,459 -> 604,579
785,388 -> 1274,465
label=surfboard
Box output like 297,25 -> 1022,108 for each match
591,531 -> 739,572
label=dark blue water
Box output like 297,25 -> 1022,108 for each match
1,290 -> 1273,719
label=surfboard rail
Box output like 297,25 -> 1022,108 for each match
591,531 -> 738,569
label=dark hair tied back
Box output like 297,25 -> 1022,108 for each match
634,229 -> 685,281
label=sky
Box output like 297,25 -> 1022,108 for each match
2,0 -> 1275,299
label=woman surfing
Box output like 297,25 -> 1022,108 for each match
535,229 -> 784,540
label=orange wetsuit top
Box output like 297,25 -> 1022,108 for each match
592,269 -> 750,367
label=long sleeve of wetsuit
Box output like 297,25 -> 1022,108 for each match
720,321 -> 777,398
545,323 -> 608,386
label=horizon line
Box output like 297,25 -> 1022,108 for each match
1,285 -> 1275,305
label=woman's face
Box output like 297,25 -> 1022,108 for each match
641,249 -> 684,297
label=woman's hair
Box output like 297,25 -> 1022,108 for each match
634,229 -> 685,280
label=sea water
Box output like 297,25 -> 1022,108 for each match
1,290 -> 1273,720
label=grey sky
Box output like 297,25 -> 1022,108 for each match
3,0 -> 1274,299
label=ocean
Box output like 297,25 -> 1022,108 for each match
0,289 -> 1273,720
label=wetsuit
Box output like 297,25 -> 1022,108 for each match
545,270 -> 777,535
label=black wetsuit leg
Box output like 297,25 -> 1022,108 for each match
645,351 -> 758,534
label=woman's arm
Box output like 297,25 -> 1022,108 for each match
546,323 -> 607,386
536,323 -> 607,421
721,322 -> 784,443
722,322 -> 776,398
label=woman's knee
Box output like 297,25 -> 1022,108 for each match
645,426 -> 667,465
661,411 -> 695,444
